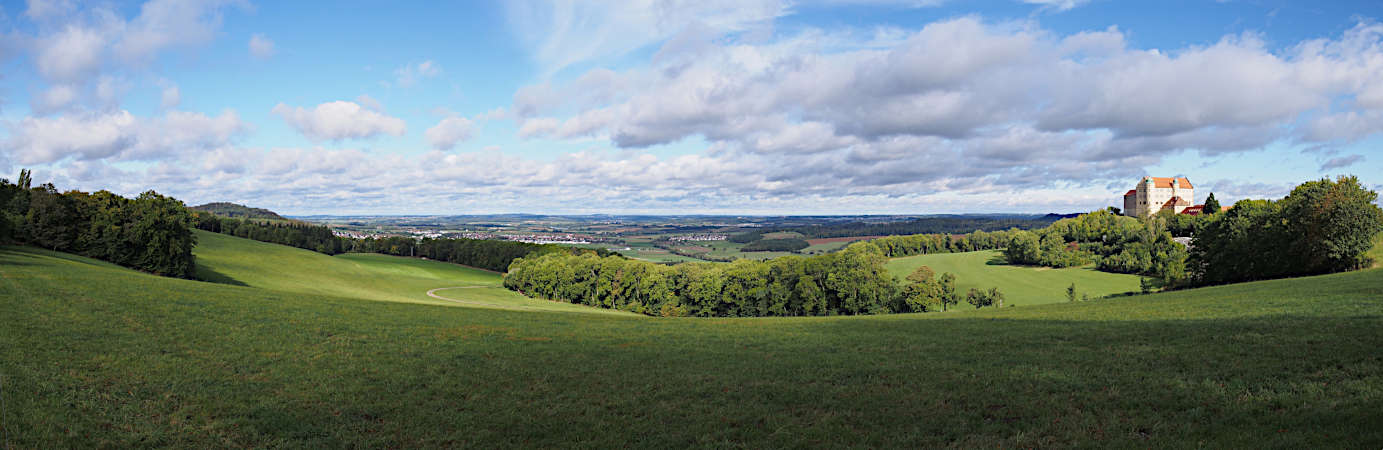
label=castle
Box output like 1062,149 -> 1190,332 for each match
1122,176 -> 1194,217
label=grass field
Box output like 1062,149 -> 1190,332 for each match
563,242 -> 704,264
703,240 -> 796,260
2,234 -> 1381,447
886,250 -> 1143,306
194,230 -> 623,314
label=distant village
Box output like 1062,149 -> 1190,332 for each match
669,233 -> 728,242
332,228 -> 591,244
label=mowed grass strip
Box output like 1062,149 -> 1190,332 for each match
1,243 -> 1381,447
886,249 -> 1143,306
192,230 -> 622,314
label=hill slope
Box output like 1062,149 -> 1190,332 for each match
191,202 -> 288,220
1,241 -> 1380,447
886,249 -> 1142,305
193,230 -> 624,313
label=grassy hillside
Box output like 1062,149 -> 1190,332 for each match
886,249 -> 1143,305
2,239 -> 1380,447
193,230 -> 622,314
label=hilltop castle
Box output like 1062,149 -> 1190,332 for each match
1122,176 -> 1194,217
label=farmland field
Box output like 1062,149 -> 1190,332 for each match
2,233 -> 1381,447
886,249 -> 1143,306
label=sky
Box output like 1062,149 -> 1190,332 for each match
1,0 -> 1381,215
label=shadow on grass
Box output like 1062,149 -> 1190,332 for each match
985,253 -> 1010,266
194,265 -> 249,287
2,245 -> 124,270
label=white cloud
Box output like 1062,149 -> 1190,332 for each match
17,0 -> 247,112
6,111 -> 138,163
3,109 -> 246,164
272,101 -> 407,141
425,117 -> 475,150
249,33 -> 275,59
35,24 -> 105,82
394,60 -> 441,87
114,0 -> 245,65
32,84 -> 78,112
509,17 -> 1383,196
506,0 -> 789,76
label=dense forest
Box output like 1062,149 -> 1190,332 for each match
0,170 -> 197,278
191,202 -> 288,220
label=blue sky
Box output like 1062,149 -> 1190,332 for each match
1,0 -> 1381,215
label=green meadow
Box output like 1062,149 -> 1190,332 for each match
194,230 -> 626,314
1,233 -> 1381,447
887,249 -> 1144,306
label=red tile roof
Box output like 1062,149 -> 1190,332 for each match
1123,189 -> 1136,197
1160,196 -> 1192,212
1146,177 -> 1193,189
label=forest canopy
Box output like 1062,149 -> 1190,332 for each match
1,170 -> 197,278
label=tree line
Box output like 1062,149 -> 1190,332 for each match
1001,209 -> 1187,284
194,213 -> 612,272
502,227 -> 1033,317
999,176 -> 1382,287
1189,176 -> 1382,285
504,243 -> 989,317
195,213 -> 351,254
1,170 -> 197,278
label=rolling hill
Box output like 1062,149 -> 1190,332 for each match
190,202 -> 289,220
193,230 -> 627,314
0,233 -> 1380,447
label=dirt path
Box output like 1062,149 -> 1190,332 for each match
425,286 -> 548,311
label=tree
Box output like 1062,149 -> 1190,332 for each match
1066,283 -> 1077,302
938,273 -> 958,312
988,287 -> 1004,308
1189,177 -> 1383,285
25,185 -> 74,251
1107,206 -> 1122,215
1140,277 -> 1154,294
901,265 -> 937,312
1280,176 -> 1383,273
965,288 -> 984,309
1203,192 -> 1221,215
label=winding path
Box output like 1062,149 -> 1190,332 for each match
425,286 -> 547,311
